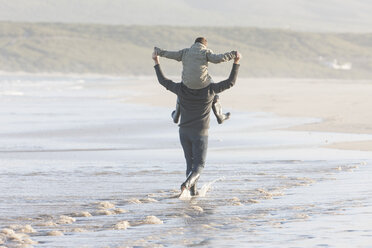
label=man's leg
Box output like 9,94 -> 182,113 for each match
179,129 -> 193,177
172,97 -> 181,123
191,134 -> 208,175
182,133 -> 208,196
212,94 -> 230,124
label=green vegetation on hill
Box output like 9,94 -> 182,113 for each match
0,22 -> 371,78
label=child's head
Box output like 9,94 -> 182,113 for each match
195,37 -> 207,46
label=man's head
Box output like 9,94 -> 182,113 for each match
195,37 -> 207,46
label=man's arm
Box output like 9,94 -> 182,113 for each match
152,52 -> 180,94
154,47 -> 184,62
206,50 -> 237,64
211,52 -> 241,93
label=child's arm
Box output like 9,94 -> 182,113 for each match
211,52 -> 241,93
154,47 -> 184,62
206,50 -> 237,64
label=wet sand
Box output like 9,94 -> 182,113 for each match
1,73 -> 372,247
124,77 -> 372,151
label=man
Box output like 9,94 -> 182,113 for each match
154,37 -> 237,124
152,50 -> 241,196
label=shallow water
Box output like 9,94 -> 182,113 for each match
0,74 -> 371,247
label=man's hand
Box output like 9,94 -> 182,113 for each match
234,52 -> 241,64
152,51 -> 159,65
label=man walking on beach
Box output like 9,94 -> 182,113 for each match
152,50 -> 241,195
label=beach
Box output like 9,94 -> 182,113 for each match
0,73 -> 371,247
125,76 -> 372,151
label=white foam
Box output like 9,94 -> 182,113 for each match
36,221 -> 58,227
140,197 -> 158,203
71,228 -> 88,233
178,190 -> 192,200
8,224 -> 36,234
113,221 -> 130,230
96,201 -> 115,209
191,206 -> 204,212
113,208 -> 127,214
229,197 -> 243,206
178,177 -> 223,200
1,228 -> 15,235
127,198 -> 142,204
93,210 -> 115,216
141,216 -> 163,225
0,228 -> 37,245
198,177 -> 224,197
71,211 -> 92,217
257,188 -> 282,199
57,215 -> 76,224
92,209 -> 124,215
230,217 -> 244,223
246,199 -> 260,204
47,230 -> 64,236
201,224 -> 217,230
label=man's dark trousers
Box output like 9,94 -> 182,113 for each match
179,127 -> 208,177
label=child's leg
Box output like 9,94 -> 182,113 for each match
171,97 -> 180,123
212,95 -> 230,124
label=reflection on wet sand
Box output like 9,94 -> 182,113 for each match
1,75 -> 371,247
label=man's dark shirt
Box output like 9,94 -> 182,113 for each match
154,63 -> 240,133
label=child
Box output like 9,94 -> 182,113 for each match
154,37 -> 237,124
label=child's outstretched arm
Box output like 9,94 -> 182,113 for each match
206,50 -> 237,64
154,47 -> 184,62
211,52 -> 241,94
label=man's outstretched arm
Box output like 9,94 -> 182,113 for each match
153,52 -> 179,94
154,47 -> 184,62
206,50 -> 237,64
211,52 -> 241,93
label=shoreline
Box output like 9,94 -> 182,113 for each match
1,74 -> 372,248
122,77 -> 372,152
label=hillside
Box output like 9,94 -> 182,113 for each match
1,0 -> 372,32
0,22 -> 372,78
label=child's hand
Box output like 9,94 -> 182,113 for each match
234,52 -> 241,64
152,51 -> 159,64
